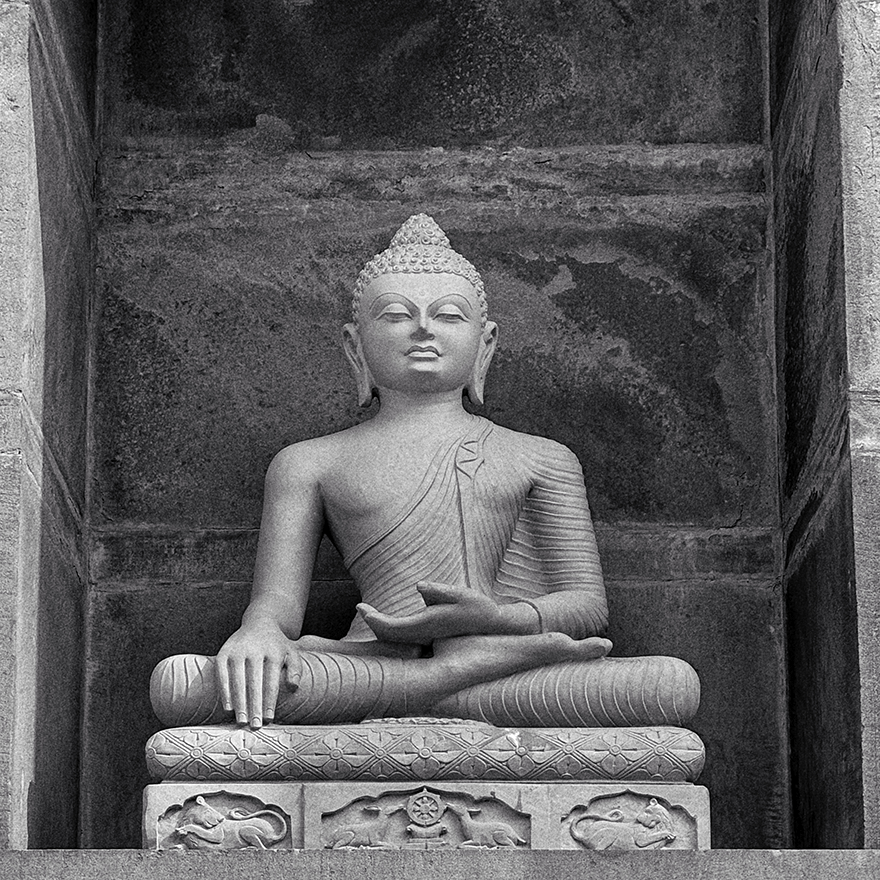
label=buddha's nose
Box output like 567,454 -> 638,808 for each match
412,321 -> 434,340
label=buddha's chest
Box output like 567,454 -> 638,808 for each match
320,441 -> 531,550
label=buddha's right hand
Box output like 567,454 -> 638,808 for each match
215,622 -> 301,729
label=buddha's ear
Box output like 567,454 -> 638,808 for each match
342,323 -> 376,407
466,321 -> 498,406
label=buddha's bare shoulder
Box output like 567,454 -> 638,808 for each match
488,422 -> 583,474
265,425 -> 368,489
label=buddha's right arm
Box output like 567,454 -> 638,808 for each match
216,443 -> 326,726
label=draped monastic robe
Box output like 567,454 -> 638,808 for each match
340,417 -> 609,643
152,418 -> 700,728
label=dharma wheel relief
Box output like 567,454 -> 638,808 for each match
321,788 -> 530,850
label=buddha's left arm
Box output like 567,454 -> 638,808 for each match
494,441 -> 609,640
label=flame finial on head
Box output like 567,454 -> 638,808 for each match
353,214 -> 487,325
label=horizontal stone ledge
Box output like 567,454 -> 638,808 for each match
2,849 -> 880,879
100,194 -> 766,231
100,140 -> 766,203
90,525 -> 776,586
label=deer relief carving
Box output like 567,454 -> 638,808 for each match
323,804 -> 404,849
446,802 -> 526,848
171,796 -> 288,850
570,797 -> 677,851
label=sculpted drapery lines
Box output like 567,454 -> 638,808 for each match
150,213 -> 700,731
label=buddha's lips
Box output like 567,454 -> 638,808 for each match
406,345 -> 440,356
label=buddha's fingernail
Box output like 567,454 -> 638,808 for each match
236,713 -> 247,724
223,702 -> 233,712
251,717 -> 262,729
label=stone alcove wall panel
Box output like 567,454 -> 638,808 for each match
93,147 -> 773,527
86,142 -> 784,848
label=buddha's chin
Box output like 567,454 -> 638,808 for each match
382,373 -> 468,397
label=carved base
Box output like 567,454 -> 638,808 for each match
145,721 -> 706,783
143,781 -> 710,851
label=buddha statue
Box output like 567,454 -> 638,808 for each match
151,214 -> 700,732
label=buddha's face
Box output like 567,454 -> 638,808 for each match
347,272 -> 496,397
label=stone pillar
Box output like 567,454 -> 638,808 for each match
839,0 -> 880,848
0,1 -> 50,847
0,0 -> 94,847
773,0 -> 880,847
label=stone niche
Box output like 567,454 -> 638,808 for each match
83,0 -> 782,851
10,0 -> 875,856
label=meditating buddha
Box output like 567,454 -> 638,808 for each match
151,214 -> 700,731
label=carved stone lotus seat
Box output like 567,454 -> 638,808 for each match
143,718 -> 710,851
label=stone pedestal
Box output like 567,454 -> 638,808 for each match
143,720 -> 710,851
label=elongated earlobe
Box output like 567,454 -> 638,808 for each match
465,322 -> 498,406
342,323 -> 376,407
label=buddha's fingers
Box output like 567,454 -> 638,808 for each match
575,637 -> 613,661
358,601 -> 459,643
216,655 -> 233,712
230,660 -> 248,725
285,649 -> 302,691
357,603 -> 420,642
246,656 -> 263,728
417,581 -> 468,606
263,658 -> 281,723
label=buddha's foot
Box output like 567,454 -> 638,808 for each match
431,632 -> 611,682
151,654 -> 229,727
429,655 -> 701,728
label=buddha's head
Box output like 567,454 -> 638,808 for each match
343,214 -> 498,406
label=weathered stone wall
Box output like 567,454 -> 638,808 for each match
0,0 -> 94,849
85,0 -> 784,850
838,0 -> 880,848
769,0 -> 871,847
101,0 -> 762,147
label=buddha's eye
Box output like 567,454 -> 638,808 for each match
434,309 -> 467,323
376,306 -> 412,322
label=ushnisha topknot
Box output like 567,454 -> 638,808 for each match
353,214 -> 487,326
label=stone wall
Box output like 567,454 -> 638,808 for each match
101,0 -> 762,147
0,0 -> 94,849
838,0 -> 880,848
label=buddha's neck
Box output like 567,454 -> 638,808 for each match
372,388 -> 473,429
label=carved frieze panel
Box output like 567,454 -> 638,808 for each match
155,791 -> 292,850
564,791 -> 698,851
321,786 -> 530,850
147,721 -> 704,783
144,780 -> 709,850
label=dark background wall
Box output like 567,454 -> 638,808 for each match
769,0 -> 864,848
101,0 -> 761,147
82,0 -> 787,849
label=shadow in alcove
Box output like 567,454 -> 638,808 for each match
25,0 -> 98,847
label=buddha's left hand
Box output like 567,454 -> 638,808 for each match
357,581 -> 540,644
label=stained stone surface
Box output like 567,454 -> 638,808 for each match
143,780 -> 710,851
94,146 -> 773,528
146,722 -> 706,784
103,0 -> 761,146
